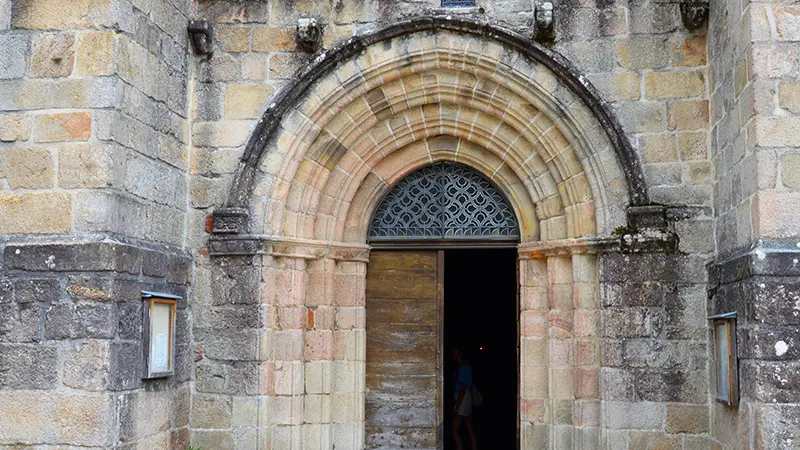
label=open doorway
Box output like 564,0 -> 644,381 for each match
444,248 -> 519,449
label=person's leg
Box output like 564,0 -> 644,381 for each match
464,416 -> 478,450
452,415 -> 464,450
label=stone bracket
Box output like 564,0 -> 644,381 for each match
679,0 -> 709,31
212,207 -> 249,234
188,19 -> 214,55
533,2 -> 555,42
297,18 -> 321,52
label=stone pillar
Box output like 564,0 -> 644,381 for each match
571,254 -> 601,447
519,247 -> 602,450
330,260 -> 367,449
271,256 -> 309,448
192,254 -> 268,450
519,257 -> 550,448
547,256 -> 575,449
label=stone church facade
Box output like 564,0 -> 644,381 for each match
1,0 -> 799,448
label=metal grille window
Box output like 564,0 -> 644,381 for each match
369,162 -> 519,241
441,0 -> 476,7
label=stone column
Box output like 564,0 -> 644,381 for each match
519,257 -> 550,448
330,259 -> 367,449
547,255 -> 575,449
271,255 -> 309,448
571,254 -> 601,447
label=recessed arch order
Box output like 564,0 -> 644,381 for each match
219,15 -> 649,245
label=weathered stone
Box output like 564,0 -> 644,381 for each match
216,26 -> 250,52
0,343 -> 58,389
671,35 -> 707,67
76,30 -> 114,75
781,153 -> 800,189
73,302 -> 117,339
665,403 -> 710,434
192,430 -> 235,450
639,134 -> 677,163
0,34 -> 28,79
667,100 -> 708,131
14,278 -> 60,303
616,37 -> 668,69
0,114 -> 32,141
117,390 -> 170,442
117,302 -> 142,340
224,83 -> 273,120
35,112 -> 92,142
192,121 -> 250,148
29,33 -> 75,78
13,0 -> 115,30
109,341 -> 141,390
63,340 -> 111,391
252,26 -> 297,52
192,393 -> 233,429
0,391 -> 56,443
3,147 -> 54,189
269,53 -> 306,80
0,77 -> 121,111
614,102 -> 666,133
645,71 -> 706,100
678,132 -> 707,161
0,303 -> 41,342
606,401 -> 664,429
5,242 -> 141,273
58,143 -> 121,188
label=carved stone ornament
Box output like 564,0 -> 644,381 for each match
188,20 -> 213,55
212,207 -> 249,234
680,0 -> 709,31
533,2 -> 555,42
296,17 -> 321,52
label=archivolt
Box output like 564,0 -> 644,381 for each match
225,17 -> 647,243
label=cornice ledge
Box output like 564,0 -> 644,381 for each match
518,237 -> 618,259
208,235 -> 370,262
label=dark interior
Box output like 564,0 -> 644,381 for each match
444,248 -> 518,450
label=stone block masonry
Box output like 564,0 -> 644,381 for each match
0,240 -> 191,447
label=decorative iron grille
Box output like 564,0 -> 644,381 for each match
441,0 -> 476,7
369,163 -> 519,241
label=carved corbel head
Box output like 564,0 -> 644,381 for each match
188,19 -> 214,56
533,2 -> 555,43
297,17 -> 321,53
680,0 -> 709,31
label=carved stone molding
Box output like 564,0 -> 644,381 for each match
518,237 -> 617,259
212,208 -> 249,234
680,0 -> 709,31
208,235 -> 370,262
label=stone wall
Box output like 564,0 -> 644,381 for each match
707,0 -> 800,448
0,0 -> 193,447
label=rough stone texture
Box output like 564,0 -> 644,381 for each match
29,32 -> 75,78
1,0 -> 798,448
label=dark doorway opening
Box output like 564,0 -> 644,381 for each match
444,248 -> 518,449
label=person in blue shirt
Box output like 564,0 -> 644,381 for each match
452,347 -> 478,450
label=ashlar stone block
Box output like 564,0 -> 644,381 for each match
4,147 -> 54,188
34,112 -> 92,143
0,192 -> 71,234
29,32 -> 75,78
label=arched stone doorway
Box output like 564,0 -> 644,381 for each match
207,17 -> 650,449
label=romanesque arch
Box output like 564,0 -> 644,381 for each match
208,16 -> 648,449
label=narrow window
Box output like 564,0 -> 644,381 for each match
709,312 -> 739,406
442,0 -> 476,7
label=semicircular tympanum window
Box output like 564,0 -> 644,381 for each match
368,162 -> 519,241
